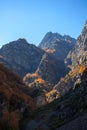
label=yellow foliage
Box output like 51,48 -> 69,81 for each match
31,73 -> 38,77
45,49 -> 55,53
79,66 -> 86,74
45,89 -> 57,97
26,73 -> 38,78
35,77 -> 45,84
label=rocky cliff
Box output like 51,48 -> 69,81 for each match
36,53 -> 65,86
0,38 -> 44,77
25,67 -> 87,130
39,32 -> 76,61
65,21 -> 87,68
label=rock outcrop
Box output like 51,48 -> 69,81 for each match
0,38 -> 44,77
36,53 -> 66,86
65,21 -> 87,68
39,32 -> 76,61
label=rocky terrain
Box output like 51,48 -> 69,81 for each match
29,32 -> 76,90
39,32 -> 76,61
65,20 -> 87,68
0,38 -> 44,77
0,17 -> 87,130
0,34 -> 75,89
22,21 -> 87,130
25,67 -> 87,130
46,20 -> 87,103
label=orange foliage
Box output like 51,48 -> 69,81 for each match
45,89 -> 57,97
45,49 -> 55,53
26,73 -> 38,78
35,77 -> 45,84
31,73 -> 38,77
79,66 -> 86,74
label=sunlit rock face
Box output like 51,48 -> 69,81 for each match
66,21 -> 87,68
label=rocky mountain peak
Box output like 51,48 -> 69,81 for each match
0,39 -> 44,77
39,32 -> 76,49
81,20 -> 87,34
17,38 -> 27,42
65,20 -> 87,68
39,32 -> 63,48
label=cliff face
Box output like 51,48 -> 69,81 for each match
39,32 -> 76,61
50,21 -> 87,102
65,21 -> 87,68
42,21 -> 87,104
0,38 -> 44,77
36,53 -> 65,86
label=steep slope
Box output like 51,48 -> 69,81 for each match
26,32 -> 76,90
39,32 -> 76,61
0,63 -> 35,130
48,21 -> 87,102
65,20 -> 87,68
23,53 -> 66,107
36,53 -> 65,86
25,67 -> 87,130
0,38 -> 44,77
53,21 -> 87,101
24,21 -> 87,130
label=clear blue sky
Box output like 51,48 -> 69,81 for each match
0,0 -> 87,46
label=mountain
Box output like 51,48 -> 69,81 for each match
47,21 -> 87,102
25,67 -> 87,130
0,38 -> 44,77
65,20 -> 87,68
0,63 -> 35,130
39,32 -> 76,61
28,32 -> 76,89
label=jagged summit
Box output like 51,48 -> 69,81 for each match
39,32 -> 76,49
39,32 -> 76,61
0,39 -> 44,77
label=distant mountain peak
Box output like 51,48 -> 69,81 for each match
17,38 -> 28,42
39,32 -> 76,49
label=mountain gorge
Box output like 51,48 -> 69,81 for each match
0,21 -> 87,130
0,32 -> 76,103
25,21 -> 87,130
